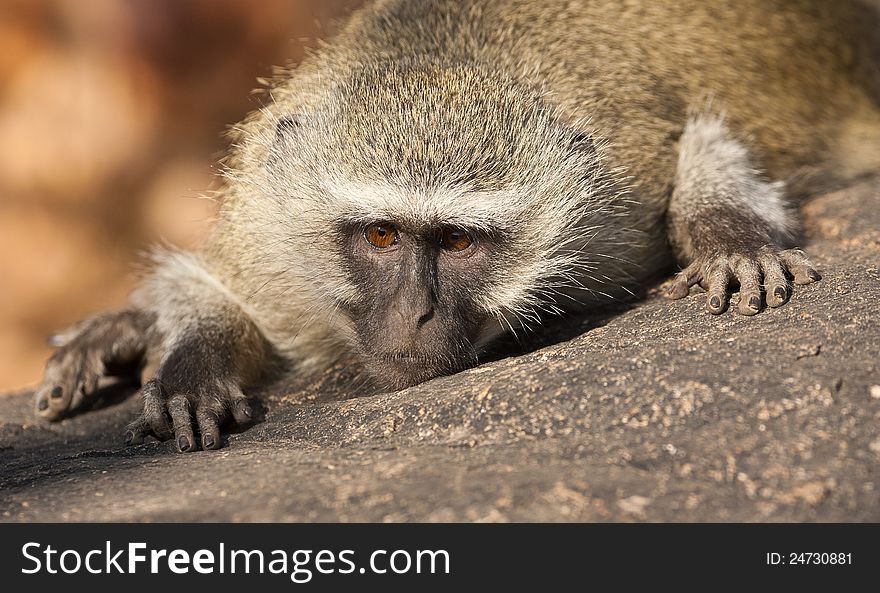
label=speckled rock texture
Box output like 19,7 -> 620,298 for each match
1,178 -> 878,522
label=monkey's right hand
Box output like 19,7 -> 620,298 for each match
121,331 -> 255,453
36,309 -> 255,453
123,375 -> 253,453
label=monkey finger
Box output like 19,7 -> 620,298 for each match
34,381 -> 67,420
123,415 -> 150,446
141,380 -> 172,440
229,396 -> 253,426
731,258 -> 762,316
664,273 -> 690,299
35,351 -> 92,420
760,254 -> 790,308
168,395 -> 197,453
705,263 -> 732,314
45,380 -> 74,419
779,249 -> 821,285
34,388 -> 50,416
196,403 -> 223,451
221,383 -> 252,425
66,361 -> 103,413
665,261 -> 701,300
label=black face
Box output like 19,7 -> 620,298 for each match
340,221 -> 495,390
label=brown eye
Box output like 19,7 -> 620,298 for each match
364,223 -> 399,248
439,227 -> 473,252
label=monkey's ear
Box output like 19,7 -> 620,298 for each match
274,114 -> 305,141
267,115 -> 307,168
568,130 -> 595,154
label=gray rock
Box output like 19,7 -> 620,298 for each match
1,178 -> 878,522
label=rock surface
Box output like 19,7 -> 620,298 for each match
1,178 -> 878,522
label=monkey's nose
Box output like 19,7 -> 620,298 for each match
416,307 -> 434,328
386,299 -> 435,339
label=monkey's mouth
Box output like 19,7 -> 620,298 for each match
380,352 -> 434,364
363,349 -> 464,390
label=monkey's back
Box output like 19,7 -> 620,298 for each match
332,0 -> 879,202
222,0 -> 879,225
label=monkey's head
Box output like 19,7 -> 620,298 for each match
246,62 -> 635,390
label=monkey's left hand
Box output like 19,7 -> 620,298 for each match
662,114 -> 822,316
664,246 -> 820,315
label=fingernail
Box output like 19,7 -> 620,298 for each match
748,296 -> 760,310
177,435 -> 191,452
710,296 -> 721,309
50,386 -> 63,399
203,435 -> 215,449
774,286 -> 786,300
37,399 -> 48,411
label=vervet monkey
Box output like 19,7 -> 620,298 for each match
35,0 -> 880,452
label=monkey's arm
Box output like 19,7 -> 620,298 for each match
35,251 -> 270,452
664,114 -> 821,315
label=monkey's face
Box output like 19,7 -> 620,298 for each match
341,221 -> 496,390
255,63 -> 625,390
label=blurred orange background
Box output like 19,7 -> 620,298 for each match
0,0 -> 360,391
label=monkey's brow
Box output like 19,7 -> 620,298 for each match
329,209 -> 511,234
331,217 -> 507,241
319,179 -> 530,231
